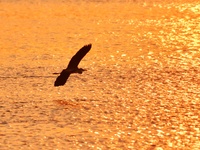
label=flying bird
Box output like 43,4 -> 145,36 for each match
54,44 -> 92,86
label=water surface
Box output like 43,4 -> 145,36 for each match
0,0 -> 200,149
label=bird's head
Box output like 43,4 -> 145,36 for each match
78,68 -> 87,74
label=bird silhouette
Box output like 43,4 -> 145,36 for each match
54,44 -> 92,86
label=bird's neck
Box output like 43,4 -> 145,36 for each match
66,68 -> 84,74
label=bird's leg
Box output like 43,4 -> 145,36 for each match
53,72 -> 60,75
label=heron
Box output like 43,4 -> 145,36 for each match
54,44 -> 92,86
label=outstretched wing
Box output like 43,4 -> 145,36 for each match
54,70 -> 71,86
67,44 -> 92,69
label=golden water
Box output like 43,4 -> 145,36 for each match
0,0 -> 200,149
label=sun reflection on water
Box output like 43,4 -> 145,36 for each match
0,0 -> 200,149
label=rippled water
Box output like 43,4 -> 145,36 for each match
0,0 -> 200,149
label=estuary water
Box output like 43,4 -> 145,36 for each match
0,0 -> 200,149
